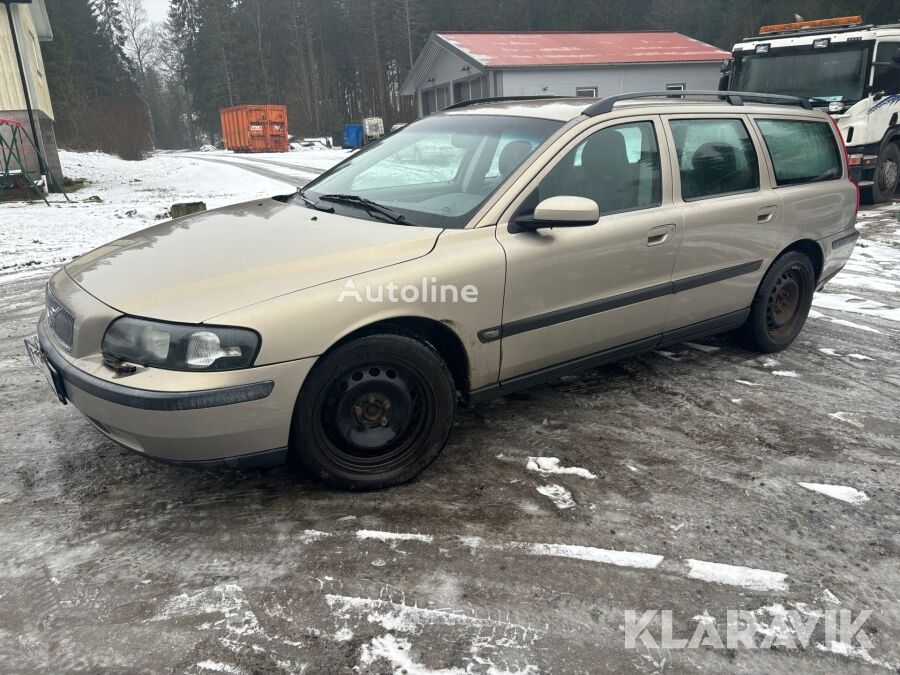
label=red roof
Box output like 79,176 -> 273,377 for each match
437,32 -> 729,67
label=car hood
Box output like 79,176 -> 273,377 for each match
66,198 -> 442,323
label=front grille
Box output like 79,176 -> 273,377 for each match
46,286 -> 75,351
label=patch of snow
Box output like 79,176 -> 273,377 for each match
798,482 -> 869,505
812,292 -> 900,323
848,353 -> 874,361
356,530 -> 433,543
196,661 -> 243,674
685,559 -> 788,592
535,484 -> 576,509
326,594 -> 531,633
816,640 -> 898,670
730,398 -> 742,404
808,310 -> 882,334
735,380 -> 761,387
828,412 -> 864,428
517,542 -> 663,569
299,529 -> 330,543
360,634 -> 465,674
771,370 -> 799,377
526,456 -> 596,480
334,627 -> 353,641
818,348 -> 841,356
821,588 -> 841,605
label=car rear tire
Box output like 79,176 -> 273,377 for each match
737,251 -> 815,353
864,142 -> 900,204
290,333 -> 456,490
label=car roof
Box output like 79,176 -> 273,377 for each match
441,96 -> 827,122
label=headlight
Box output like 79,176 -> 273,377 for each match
102,317 -> 260,371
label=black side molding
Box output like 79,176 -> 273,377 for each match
38,321 -> 274,412
479,260 -> 762,342
832,230 -> 860,250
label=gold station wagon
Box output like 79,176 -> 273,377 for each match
26,91 -> 859,489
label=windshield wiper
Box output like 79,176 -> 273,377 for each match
295,188 -> 334,212
318,193 -> 413,226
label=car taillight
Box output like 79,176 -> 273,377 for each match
829,116 -> 859,215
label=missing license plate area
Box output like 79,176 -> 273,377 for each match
24,337 -> 67,405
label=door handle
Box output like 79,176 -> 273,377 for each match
647,223 -> 676,246
757,206 -> 778,223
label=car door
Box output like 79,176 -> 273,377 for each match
661,114 -> 783,335
493,116 -> 683,381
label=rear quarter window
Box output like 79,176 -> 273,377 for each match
755,119 -> 843,186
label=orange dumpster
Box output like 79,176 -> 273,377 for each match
219,104 -> 289,153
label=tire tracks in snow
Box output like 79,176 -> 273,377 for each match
173,153 -> 321,187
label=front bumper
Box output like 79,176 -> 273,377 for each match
31,316 -> 316,468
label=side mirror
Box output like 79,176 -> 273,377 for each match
892,47 -> 900,65
514,196 -> 600,230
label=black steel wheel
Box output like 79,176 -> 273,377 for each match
291,333 -> 456,490
738,251 -> 815,353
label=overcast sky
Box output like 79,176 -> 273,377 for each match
143,0 -> 169,24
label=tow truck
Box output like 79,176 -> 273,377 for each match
723,16 -> 900,203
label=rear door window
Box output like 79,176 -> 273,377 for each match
755,119 -> 843,186
669,118 -> 760,201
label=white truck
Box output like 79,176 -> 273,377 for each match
725,16 -> 900,202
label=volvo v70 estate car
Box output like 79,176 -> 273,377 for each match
26,91 -> 859,489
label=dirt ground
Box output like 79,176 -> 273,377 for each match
0,206 -> 898,674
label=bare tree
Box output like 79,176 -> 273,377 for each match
119,0 -> 160,79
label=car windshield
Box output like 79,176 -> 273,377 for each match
732,42 -> 872,103
298,114 -> 563,228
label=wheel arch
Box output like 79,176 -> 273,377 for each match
323,316 -> 471,396
774,239 -> 824,284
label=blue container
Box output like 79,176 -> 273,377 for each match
342,124 -> 364,148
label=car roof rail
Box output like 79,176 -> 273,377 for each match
583,90 -> 813,116
442,95 -> 567,112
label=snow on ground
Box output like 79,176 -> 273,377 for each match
0,149 -> 344,280
797,482 -> 869,505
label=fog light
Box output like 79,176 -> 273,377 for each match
755,43 -> 770,54
828,101 -> 845,113
848,154 -> 863,167
813,38 -> 830,49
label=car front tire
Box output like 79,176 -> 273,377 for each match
290,333 -> 456,490
738,251 -> 815,353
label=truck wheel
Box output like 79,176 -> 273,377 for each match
290,334 -> 456,490
865,142 -> 900,204
737,251 -> 815,353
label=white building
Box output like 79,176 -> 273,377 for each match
401,31 -> 730,116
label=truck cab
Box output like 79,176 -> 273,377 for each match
725,16 -> 900,202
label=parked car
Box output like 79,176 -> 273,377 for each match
26,92 -> 859,490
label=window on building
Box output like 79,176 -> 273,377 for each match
756,119 -> 842,185
575,87 -> 598,97
435,86 -> 451,111
536,121 -> 662,214
421,90 -> 435,116
453,76 -> 488,104
669,119 -> 760,200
